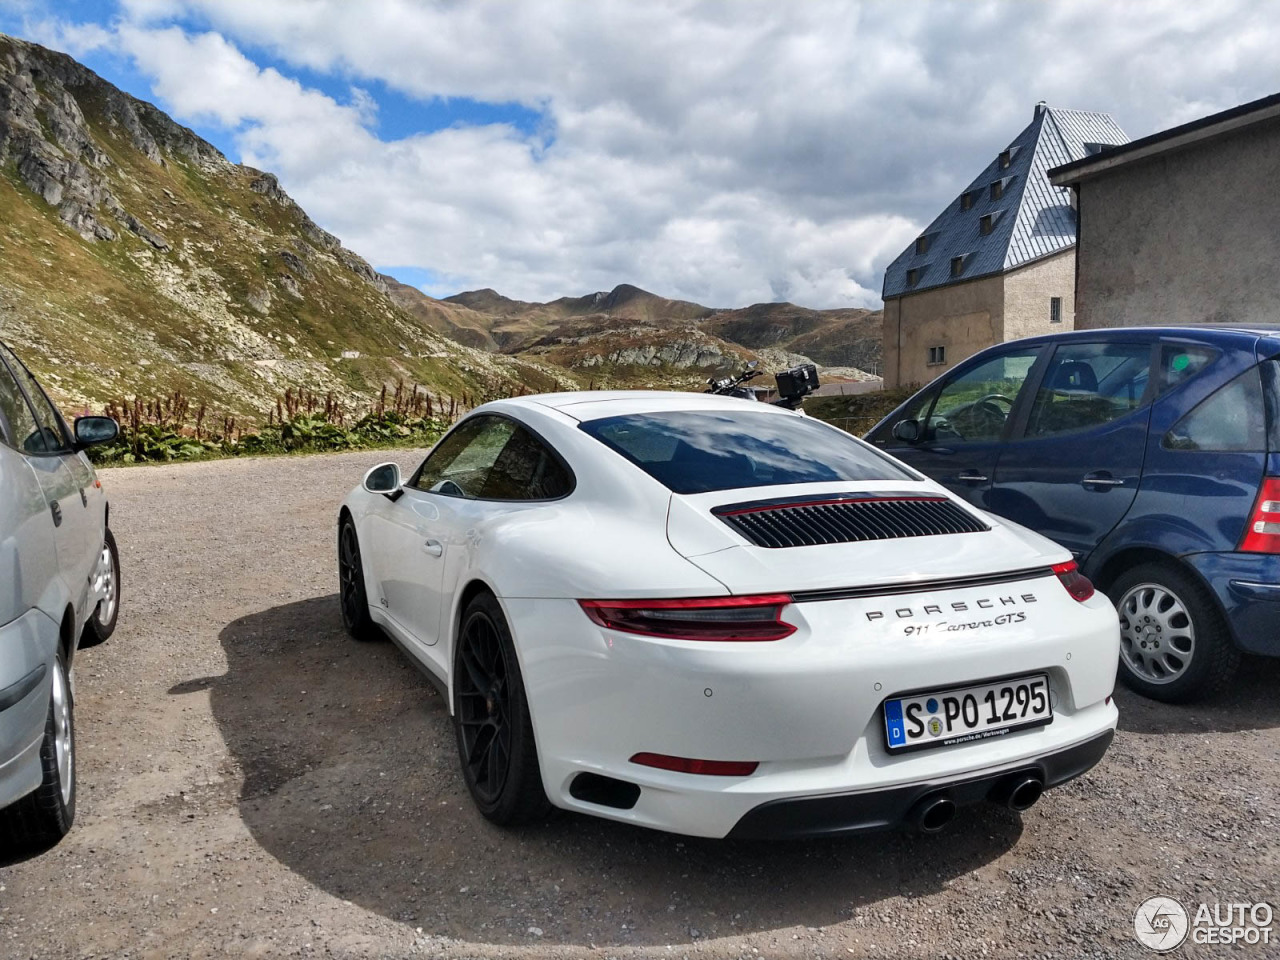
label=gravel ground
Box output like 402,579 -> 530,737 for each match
1,448 -> 1277,959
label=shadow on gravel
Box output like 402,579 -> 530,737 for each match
194,596 -> 1023,948
1115,655 -> 1280,735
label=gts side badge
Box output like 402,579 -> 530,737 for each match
866,593 -> 1038,622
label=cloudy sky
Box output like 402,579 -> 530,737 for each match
2,1 -> 1277,308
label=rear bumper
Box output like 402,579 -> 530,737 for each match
504,575 -> 1120,839
1184,552 -> 1280,656
727,729 -> 1113,839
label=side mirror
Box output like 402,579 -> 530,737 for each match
891,419 -> 922,443
362,462 -> 402,498
74,416 -> 119,449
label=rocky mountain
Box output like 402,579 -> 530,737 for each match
0,34 -> 571,419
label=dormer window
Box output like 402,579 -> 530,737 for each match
999,147 -> 1016,170
915,234 -> 930,255
980,212 -> 1000,236
906,267 -> 921,287
990,179 -> 1005,201
950,255 -> 967,278
960,191 -> 976,212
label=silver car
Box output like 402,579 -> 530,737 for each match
0,341 -> 119,849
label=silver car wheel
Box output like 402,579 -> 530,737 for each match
92,543 -> 117,625
52,659 -> 74,805
1118,582 -> 1195,684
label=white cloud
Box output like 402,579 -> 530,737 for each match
12,1 -> 1280,307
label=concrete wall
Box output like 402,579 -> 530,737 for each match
1002,248 -> 1075,341
882,275 -> 1003,388
1074,117 -> 1280,329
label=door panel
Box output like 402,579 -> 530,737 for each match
991,340 -> 1154,562
884,346 -> 1043,509
369,489 -> 448,649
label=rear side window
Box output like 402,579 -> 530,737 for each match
1165,365 -> 1267,452
413,414 -> 572,500
1025,342 -> 1152,438
1159,344 -> 1218,394
579,410 -> 913,494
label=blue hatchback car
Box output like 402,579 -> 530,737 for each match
867,325 -> 1280,703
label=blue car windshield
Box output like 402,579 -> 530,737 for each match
579,409 -> 915,494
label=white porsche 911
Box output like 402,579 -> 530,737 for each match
337,391 -> 1119,839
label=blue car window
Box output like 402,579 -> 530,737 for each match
1164,365 -> 1266,452
1026,342 -> 1152,438
922,348 -> 1040,444
1159,345 -> 1218,394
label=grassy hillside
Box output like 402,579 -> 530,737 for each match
0,34 -> 571,421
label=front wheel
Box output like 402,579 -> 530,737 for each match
452,592 -> 549,826
1109,562 -> 1240,703
0,651 -> 76,848
80,528 -> 120,648
338,517 -> 379,642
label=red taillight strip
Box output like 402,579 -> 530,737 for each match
630,753 -> 759,776
718,495 -> 948,517
578,594 -> 796,641
1240,477 -> 1280,553
1052,560 -> 1095,602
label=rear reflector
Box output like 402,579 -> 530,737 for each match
579,594 -> 795,641
1240,477 -> 1280,553
630,753 -> 759,776
1052,560 -> 1095,602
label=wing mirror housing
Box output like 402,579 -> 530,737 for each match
73,415 -> 120,449
363,462 -> 403,500
891,418 -> 922,443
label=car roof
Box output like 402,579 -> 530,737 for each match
486,390 -> 800,423
1013,324 -> 1280,348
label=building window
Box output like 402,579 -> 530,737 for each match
959,191 -> 975,212
906,267 -> 920,287
999,148 -> 1013,170
915,235 -> 930,255
928,346 -> 946,366
950,255 -> 966,278
980,212 -> 998,236
1050,296 -> 1063,324
990,179 -> 1005,201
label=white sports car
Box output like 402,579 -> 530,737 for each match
337,391 -> 1119,839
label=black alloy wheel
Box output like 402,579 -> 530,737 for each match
452,593 -> 549,824
338,518 -> 377,641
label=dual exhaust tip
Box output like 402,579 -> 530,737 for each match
909,773 -> 1044,834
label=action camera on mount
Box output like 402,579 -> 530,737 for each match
773,363 -> 820,409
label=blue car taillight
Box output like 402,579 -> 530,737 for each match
1240,476 -> 1280,553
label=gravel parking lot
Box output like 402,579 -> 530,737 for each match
1,448 -> 1277,959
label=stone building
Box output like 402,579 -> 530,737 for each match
1049,92 -> 1280,330
880,104 -> 1128,388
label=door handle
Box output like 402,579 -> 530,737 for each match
1082,473 -> 1126,488
50,500 -> 62,527
956,471 -> 989,483
422,539 -> 443,557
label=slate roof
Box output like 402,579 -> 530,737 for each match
882,105 -> 1128,300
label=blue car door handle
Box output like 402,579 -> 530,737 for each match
1082,472 -> 1126,488
956,471 -> 989,483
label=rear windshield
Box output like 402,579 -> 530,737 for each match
579,409 -> 915,494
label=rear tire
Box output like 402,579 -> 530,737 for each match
80,527 -> 120,649
0,651 -> 76,850
338,517 -> 379,642
1108,561 -> 1240,704
453,592 -> 550,826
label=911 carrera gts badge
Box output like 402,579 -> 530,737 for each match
864,592 -> 1038,622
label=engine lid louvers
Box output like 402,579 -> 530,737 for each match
713,492 -> 990,549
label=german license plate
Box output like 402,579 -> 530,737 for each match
883,674 -> 1051,752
